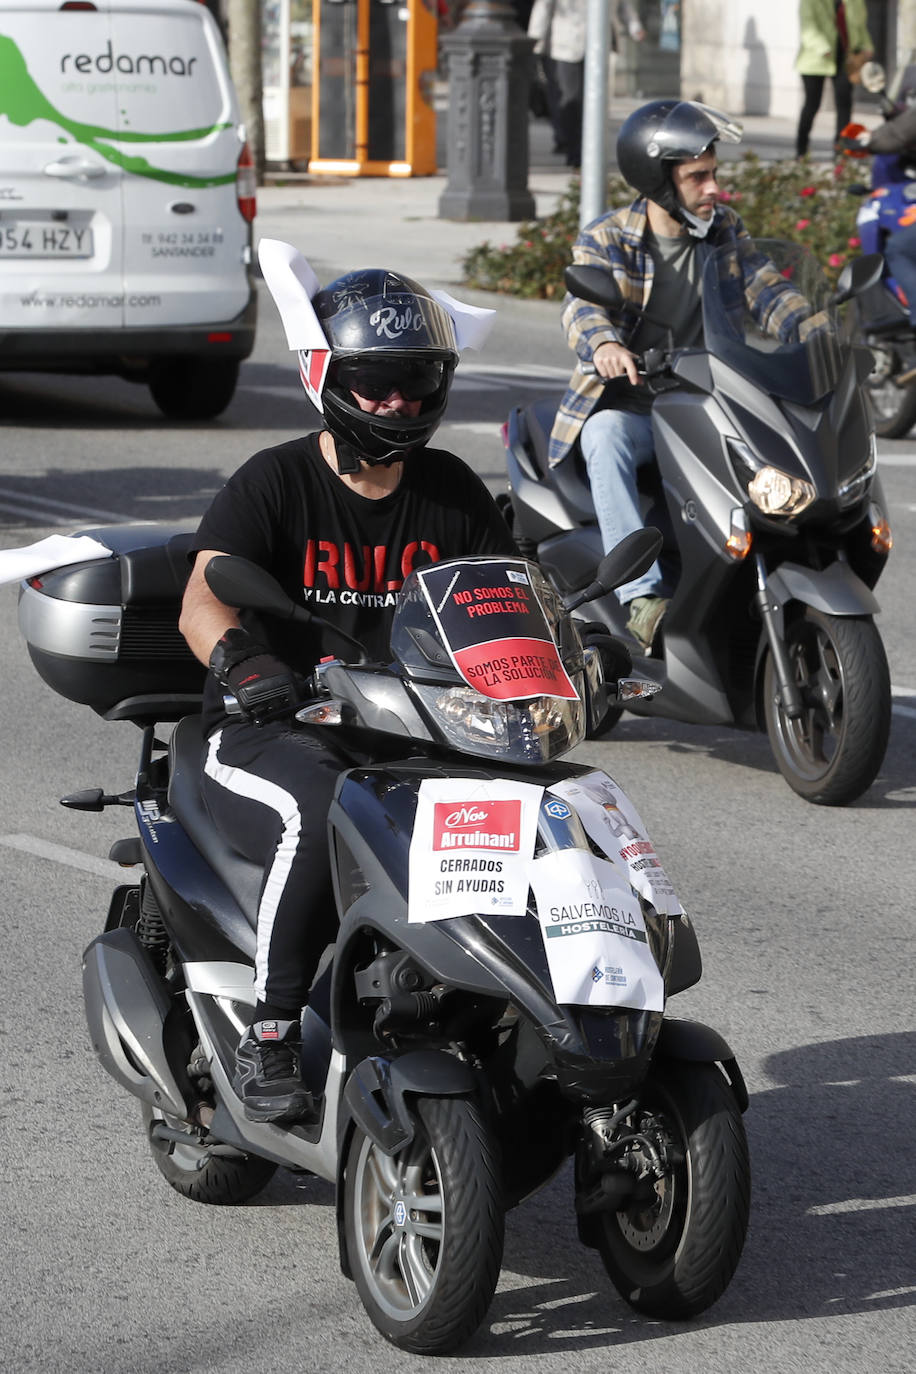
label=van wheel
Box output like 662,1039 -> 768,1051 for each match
149,357 -> 239,420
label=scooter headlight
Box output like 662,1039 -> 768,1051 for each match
727,437 -> 816,518
411,682 -> 585,763
747,466 -> 816,516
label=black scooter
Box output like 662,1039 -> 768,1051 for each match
503,238 -> 893,805
19,526 -> 749,1354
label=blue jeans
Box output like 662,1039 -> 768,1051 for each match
884,223 -> 916,327
580,406 -> 663,605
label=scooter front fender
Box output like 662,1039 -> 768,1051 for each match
656,1016 -> 749,1112
340,1050 -> 478,1157
767,560 -> 881,618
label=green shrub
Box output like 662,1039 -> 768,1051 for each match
461,153 -> 869,297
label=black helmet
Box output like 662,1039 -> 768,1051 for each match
616,99 -> 742,227
304,268 -> 459,465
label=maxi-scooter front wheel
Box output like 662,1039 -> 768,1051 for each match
593,1061 -> 750,1319
763,609 -> 891,805
343,1094 -> 504,1354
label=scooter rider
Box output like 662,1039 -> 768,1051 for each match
551,99 -> 809,653
855,82 -> 916,336
179,245 -> 513,1124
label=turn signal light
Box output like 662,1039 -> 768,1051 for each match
725,509 -> 752,560
870,513 -> 893,555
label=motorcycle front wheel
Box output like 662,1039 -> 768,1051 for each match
594,1061 -> 750,1319
763,609 -> 891,805
857,335 -> 916,438
343,1095 -> 504,1354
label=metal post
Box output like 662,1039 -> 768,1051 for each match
438,0 -> 537,222
580,0 -> 610,230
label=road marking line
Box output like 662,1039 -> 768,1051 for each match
0,486 -> 134,527
892,684 -> 916,719
879,451 -> 916,465
0,833 -> 126,881
808,1194 -> 916,1215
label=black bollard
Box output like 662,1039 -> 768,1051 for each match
438,0 -> 537,222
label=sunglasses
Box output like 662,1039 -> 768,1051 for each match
336,359 -> 446,402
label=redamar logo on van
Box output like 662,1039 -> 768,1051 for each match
0,35 -> 234,188
61,42 -> 199,78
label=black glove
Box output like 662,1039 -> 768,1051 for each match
209,628 -> 298,721
225,654 -> 299,720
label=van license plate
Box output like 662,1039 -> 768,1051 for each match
0,222 -> 94,258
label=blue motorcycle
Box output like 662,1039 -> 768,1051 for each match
846,62 -> 916,436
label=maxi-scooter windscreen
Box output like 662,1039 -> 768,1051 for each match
390,556 -> 587,763
701,237 -> 846,403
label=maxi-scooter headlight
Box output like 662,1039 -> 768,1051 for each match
727,437 -> 816,517
411,682 -> 586,763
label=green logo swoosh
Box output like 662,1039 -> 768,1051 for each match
0,35 -> 235,187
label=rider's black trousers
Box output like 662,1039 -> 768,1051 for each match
201,718 -> 343,1014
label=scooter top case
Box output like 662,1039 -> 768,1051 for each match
18,522 -> 205,723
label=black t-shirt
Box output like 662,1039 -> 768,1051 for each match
191,433 -> 514,731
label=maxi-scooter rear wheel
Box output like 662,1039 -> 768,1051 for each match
344,1095 -> 504,1354
763,609 -> 891,805
142,1104 -> 277,1204
854,331 -> 916,438
594,1062 -> 750,1319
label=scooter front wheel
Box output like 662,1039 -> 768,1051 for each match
344,1094 -> 504,1354
593,1061 -> 750,1319
763,609 -> 891,805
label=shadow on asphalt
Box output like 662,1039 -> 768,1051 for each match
464,1030 -> 916,1351
602,709 -> 916,810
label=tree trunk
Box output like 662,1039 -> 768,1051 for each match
226,0 -> 265,182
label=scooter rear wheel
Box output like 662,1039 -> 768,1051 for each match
763,609 -> 891,805
593,1061 -> 750,1319
344,1094 -> 503,1354
857,336 -> 916,438
143,1104 -> 277,1204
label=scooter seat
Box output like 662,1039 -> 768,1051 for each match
167,714 -> 263,927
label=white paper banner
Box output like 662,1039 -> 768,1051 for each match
529,848 -> 665,1010
0,533 -> 113,587
548,772 -> 683,915
408,777 -> 542,923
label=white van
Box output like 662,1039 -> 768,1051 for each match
0,0 -> 256,419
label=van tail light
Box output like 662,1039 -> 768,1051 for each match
236,142 -> 257,223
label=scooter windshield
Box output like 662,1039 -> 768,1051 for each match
701,238 -> 846,403
390,557 -> 587,764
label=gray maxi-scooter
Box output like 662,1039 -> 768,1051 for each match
503,239 -> 893,805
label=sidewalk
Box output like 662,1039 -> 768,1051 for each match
258,95 -> 866,289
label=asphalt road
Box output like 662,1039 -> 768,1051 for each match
1,252 -> 915,1372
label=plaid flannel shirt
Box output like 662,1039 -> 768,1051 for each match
548,198 -> 811,466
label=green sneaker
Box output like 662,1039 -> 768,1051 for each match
625,595 -> 668,653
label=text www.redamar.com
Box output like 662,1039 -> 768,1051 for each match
19,292 -> 162,308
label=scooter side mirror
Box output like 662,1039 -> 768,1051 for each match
564,264 -> 624,310
831,252 -> 884,305
205,554 -> 308,623
563,528 -> 664,612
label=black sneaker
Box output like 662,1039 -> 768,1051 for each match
233,1019 -> 315,1124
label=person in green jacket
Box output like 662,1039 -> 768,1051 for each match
795,0 -> 872,157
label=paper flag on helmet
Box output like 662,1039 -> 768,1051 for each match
257,238 -> 331,413
430,288 -> 495,352
258,238 -> 328,349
